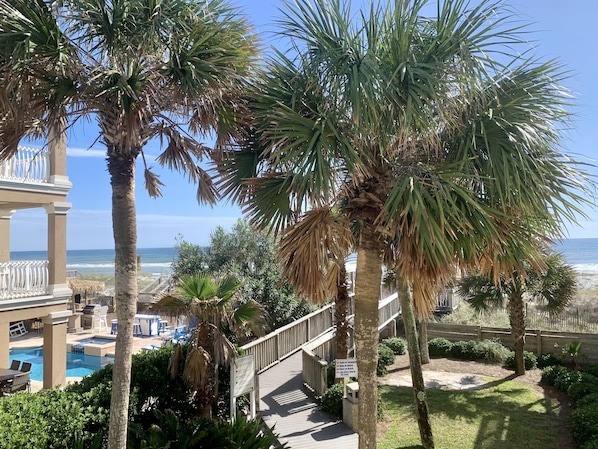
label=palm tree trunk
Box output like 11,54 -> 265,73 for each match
335,262 -> 350,378
508,288 -> 526,376
418,319 -> 430,365
354,226 -> 383,449
398,280 -> 435,449
107,153 -> 138,449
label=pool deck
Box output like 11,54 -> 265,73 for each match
9,327 -> 166,392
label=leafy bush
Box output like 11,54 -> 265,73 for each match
327,361 -> 336,388
0,390 -> 97,449
450,340 -> 485,361
569,402 -> 598,446
540,365 -> 570,386
555,369 -> 584,392
129,409 -> 286,449
382,337 -> 407,355
581,436 -> 598,449
537,353 -> 562,369
577,393 -> 598,409
478,339 -> 511,364
377,344 -> 396,376
321,383 -> 344,419
504,351 -> 537,371
568,373 -> 598,404
582,364 -> 598,378
428,338 -> 453,357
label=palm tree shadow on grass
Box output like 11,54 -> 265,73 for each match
379,382 -> 566,448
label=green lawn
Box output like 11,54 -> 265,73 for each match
378,380 -> 566,449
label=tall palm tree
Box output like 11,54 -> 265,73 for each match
458,252 -> 577,375
153,273 -> 265,417
217,1 -> 591,448
0,1 -> 256,446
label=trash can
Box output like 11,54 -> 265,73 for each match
343,382 -> 359,431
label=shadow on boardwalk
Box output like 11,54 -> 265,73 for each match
258,351 -> 358,449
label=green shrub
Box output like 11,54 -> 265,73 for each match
128,409 -> 286,449
541,365 -> 570,386
327,361 -> 336,388
377,344 -> 396,376
581,436 -> 598,449
537,353 -> 562,369
0,390 -> 96,449
504,351 -> 537,371
568,373 -> 598,404
555,369 -> 584,392
582,364 -> 598,378
321,383 -> 344,419
569,402 -> 598,445
577,393 -> 598,409
450,340 -> 485,361
428,338 -> 453,357
381,337 -> 407,355
477,339 -> 511,364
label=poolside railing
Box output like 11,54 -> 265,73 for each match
0,146 -> 50,183
0,260 -> 49,300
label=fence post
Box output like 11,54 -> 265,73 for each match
536,330 -> 542,355
477,325 -> 482,341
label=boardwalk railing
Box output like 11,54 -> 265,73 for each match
0,146 -> 50,183
0,260 -> 50,300
241,304 -> 335,373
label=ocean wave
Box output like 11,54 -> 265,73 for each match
572,264 -> 598,275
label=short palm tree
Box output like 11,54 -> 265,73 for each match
458,252 -> 577,375
0,1 -> 256,446
154,273 -> 265,417
217,1 -> 592,448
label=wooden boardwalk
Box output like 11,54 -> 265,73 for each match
258,351 -> 358,449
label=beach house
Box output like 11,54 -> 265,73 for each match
0,136 -> 72,389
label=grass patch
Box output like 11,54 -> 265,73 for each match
378,381 -> 564,449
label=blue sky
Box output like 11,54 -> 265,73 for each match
10,0 -> 598,251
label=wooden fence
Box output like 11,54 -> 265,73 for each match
426,322 -> 598,364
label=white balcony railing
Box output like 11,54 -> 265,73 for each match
0,260 -> 50,300
0,146 -> 50,183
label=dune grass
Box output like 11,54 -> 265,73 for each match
378,380 -> 565,449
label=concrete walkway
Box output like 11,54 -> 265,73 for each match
258,351 -> 358,449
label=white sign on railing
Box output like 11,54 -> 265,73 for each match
230,354 -> 256,419
335,358 -> 358,378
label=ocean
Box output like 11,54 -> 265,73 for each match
9,247 -> 176,276
8,238 -> 598,277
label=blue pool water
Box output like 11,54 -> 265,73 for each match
9,347 -> 114,381
76,336 -> 116,345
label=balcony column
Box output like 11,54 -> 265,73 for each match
48,117 -> 71,188
44,202 -> 72,298
0,210 -> 14,263
0,321 -> 8,368
42,310 -> 72,389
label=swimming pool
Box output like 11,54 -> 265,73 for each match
9,347 -> 114,381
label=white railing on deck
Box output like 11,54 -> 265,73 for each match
241,304 -> 335,373
0,146 -> 50,183
0,260 -> 50,299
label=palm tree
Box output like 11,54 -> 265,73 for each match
0,1 -> 256,447
218,1 -> 591,448
458,252 -> 577,375
153,273 -> 264,417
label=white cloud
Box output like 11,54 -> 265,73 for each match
67,147 -> 106,158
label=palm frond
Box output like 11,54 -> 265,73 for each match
278,207 -> 354,304
183,347 -> 211,389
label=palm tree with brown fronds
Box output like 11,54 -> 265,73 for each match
154,272 -> 265,417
